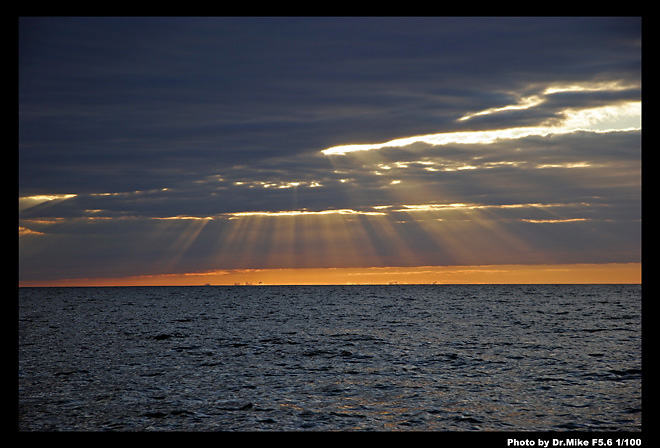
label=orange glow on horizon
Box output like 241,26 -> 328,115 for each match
19,263 -> 641,287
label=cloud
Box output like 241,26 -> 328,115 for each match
19,18 -> 640,192
18,17 -> 641,283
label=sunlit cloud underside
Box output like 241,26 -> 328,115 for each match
321,100 -> 640,156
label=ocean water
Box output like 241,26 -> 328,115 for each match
18,284 -> 641,432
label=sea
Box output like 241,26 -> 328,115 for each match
18,284 -> 642,433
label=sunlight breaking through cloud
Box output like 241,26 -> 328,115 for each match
19,194 -> 77,212
459,80 -> 638,121
321,92 -> 640,156
224,208 -> 386,219
458,94 -> 546,121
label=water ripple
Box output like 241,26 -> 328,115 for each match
19,284 -> 641,431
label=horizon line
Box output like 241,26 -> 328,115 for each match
18,283 -> 642,288
18,263 -> 641,288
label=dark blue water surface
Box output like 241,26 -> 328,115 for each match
18,284 -> 641,431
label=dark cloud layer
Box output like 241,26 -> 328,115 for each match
18,17 -> 641,283
19,17 -> 640,194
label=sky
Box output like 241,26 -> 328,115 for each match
18,17 -> 642,286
